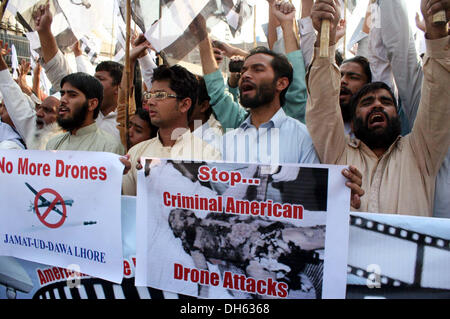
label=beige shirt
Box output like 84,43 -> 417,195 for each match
46,122 -> 125,155
96,111 -> 120,141
122,128 -> 222,196
305,37 -> 450,216
193,113 -> 224,147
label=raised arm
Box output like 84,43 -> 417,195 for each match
72,40 -> 95,75
272,1 -> 299,53
0,41 -> 39,145
299,0 -> 316,69
34,4 -> 72,91
272,1 -> 308,123
117,36 -> 151,150
133,33 -> 158,90
408,0 -> 450,177
34,4 -> 58,64
305,0 -> 347,164
32,60 -> 43,101
267,0 -> 281,50
194,16 -> 248,129
368,0 -> 424,133
16,59 -> 33,96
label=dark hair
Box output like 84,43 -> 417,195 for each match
196,76 -> 212,119
152,64 -> 199,120
335,50 -> 343,66
135,107 -> 158,139
95,61 -> 124,86
342,56 -> 372,83
60,72 -> 103,119
245,46 -> 293,106
350,81 -> 398,120
134,63 -> 143,113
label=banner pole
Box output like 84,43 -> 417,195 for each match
0,0 -> 9,23
110,4 -> 115,59
343,0 -> 347,59
125,0 -> 131,150
253,5 -> 257,48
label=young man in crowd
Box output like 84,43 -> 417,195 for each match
195,3 -> 364,208
122,65 -> 221,196
306,0 -> 450,216
33,3 -> 123,139
45,72 -> 124,154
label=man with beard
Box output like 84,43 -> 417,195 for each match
196,3 -> 316,164
45,72 -> 124,154
197,1 -> 308,129
220,45 -> 318,165
0,41 -> 62,150
338,56 -> 372,134
306,0 -> 450,216
33,4 -> 123,140
193,6 -> 364,209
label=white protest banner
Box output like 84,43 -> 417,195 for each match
3,199 -> 448,300
0,196 -> 199,300
347,212 -> 450,299
135,159 -> 350,299
0,196 -> 139,299
0,150 -> 124,283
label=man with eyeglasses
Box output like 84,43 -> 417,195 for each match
122,64 -> 221,196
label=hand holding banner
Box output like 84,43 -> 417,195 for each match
135,159 -> 350,299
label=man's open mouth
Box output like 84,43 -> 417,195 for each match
241,81 -> 255,93
58,107 -> 69,116
368,112 -> 388,128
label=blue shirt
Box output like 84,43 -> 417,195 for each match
220,108 -> 319,164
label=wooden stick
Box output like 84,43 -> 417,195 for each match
432,10 -> 446,25
110,5 -> 115,59
253,5 -> 257,48
0,0 -> 9,23
125,0 -> 131,151
343,0 -> 347,59
319,20 -> 330,58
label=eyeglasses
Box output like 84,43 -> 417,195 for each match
142,91 -> 179,101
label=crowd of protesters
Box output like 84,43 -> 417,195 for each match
0,0 -> 448,217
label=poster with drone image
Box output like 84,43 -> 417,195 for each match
135,158 -> 351,299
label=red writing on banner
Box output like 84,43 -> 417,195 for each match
0,157 -> 107,180
162,192 -> 303,220
174,263 -> 288,298
36,266 -> 89,286
198,166 -> 260,187
55,160 -> 107,180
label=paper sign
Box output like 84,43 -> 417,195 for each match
135,159 -> 350,299
0,150 -> 124,283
